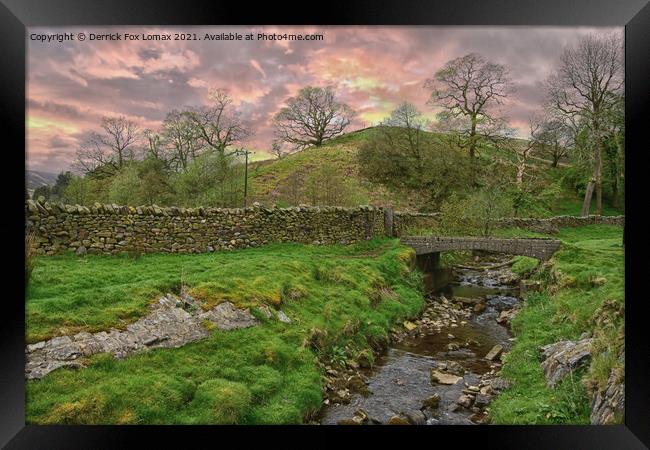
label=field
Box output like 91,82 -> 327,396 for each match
26,239 -> 425,424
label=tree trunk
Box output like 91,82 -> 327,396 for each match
595,139 -> 603,215
581,180 -> 595,216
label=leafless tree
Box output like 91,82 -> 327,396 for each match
425,53 -> 514,161
73,116 -> 141,174
534,116 -> 573,168
378,102 -> 427,171
270,140 -> 287,160
273,86 -> 355,149
161,110 -> 205,171
545,33 -> 623,215
186,88 -> 253,156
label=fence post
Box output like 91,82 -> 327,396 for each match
384,207 -> 394,237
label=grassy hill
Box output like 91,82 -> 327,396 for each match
247,127 -> 618,216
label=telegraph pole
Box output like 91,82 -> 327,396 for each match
233,148 -> 253,208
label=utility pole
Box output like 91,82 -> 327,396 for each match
233,148 -> 253,207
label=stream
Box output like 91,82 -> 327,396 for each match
318,254 -> 520,425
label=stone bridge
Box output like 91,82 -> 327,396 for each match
401,236 -> 562,262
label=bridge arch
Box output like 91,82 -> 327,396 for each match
400,236 -> 562,261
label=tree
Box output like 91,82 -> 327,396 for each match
535,116 -> 573,168
74,116 -> 141,175
62,175 -> 95,205
51,171 -> 73,200
425,53 -> 514,162
186,88 -> 252,156
545,33 -> 623,216
273,86 -> 355,149
161,110 -> 205,171
358,103 -> 471,210
270,140 -> 287,160
440,186 -> 512,237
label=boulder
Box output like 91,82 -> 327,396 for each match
540,338 -> 592,388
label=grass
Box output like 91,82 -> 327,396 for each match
26,239 -> 425,424
489,224 -> 624,424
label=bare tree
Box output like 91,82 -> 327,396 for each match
270,140 -> 287,160
535,116 -> 573,168
187,88 -> 252,156
425,53 -> 514,161
161,110 -> 205,171
378,102 -> 427,171
273,86 -> 355,149
545,33 -> 623,215
74,116 -> 140,174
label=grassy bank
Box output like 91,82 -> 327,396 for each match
26,239 -> 424,424
489,225 -> 624,424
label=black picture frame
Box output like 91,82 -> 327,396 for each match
2,0 -> 649,448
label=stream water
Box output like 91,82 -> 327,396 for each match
319,255 -> 520,425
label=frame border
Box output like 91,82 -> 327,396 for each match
2,0 -> 649,448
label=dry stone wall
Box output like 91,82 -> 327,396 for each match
25,200 -> 387,256
24,199 -> 625,256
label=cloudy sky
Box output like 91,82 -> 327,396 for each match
26,26 -> 622,173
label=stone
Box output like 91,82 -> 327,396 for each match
485,344 -> 503,361
456,394 -> 474,408
276,310 -> 291,323
404,410 -> 426,425
403,320 -> 417,331
25,297 -> 258,380
430,369 -> 462,385
387,415 -> 410,425
474,394 -> 491,408
540,338 -> 592,388
422,393 -> 441,409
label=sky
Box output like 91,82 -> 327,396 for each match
26,26 -> 622,173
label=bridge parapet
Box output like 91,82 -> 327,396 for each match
400,236 -> 562,261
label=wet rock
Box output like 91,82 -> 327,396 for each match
485,344 -> 503,361
403,321 -> 417,331
540,338 -> 592,387
456,394 -> 474,408
387,415 -> 410,425
497,308 -> 519,325
346,375 -> 369,395
473,302 -> 486,313
430,369 -> 462,385
422,393 -> 441,409
404,410 -> 426,425
474,394 -> 491,408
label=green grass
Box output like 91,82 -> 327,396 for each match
26,239 -> 425,424
489,225 -> 624,424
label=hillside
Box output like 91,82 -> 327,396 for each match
26,169 -> 58,190
247,127 -> 596,215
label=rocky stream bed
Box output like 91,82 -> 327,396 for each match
317,254 -> 521,425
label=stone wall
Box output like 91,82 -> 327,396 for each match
26,200 -> 388,256
493,215 -> 625,234
24,199 -> 625,256
400,236 -> 562,261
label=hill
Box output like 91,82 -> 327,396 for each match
247,127 -> 597,215
26,169 -> 58,190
